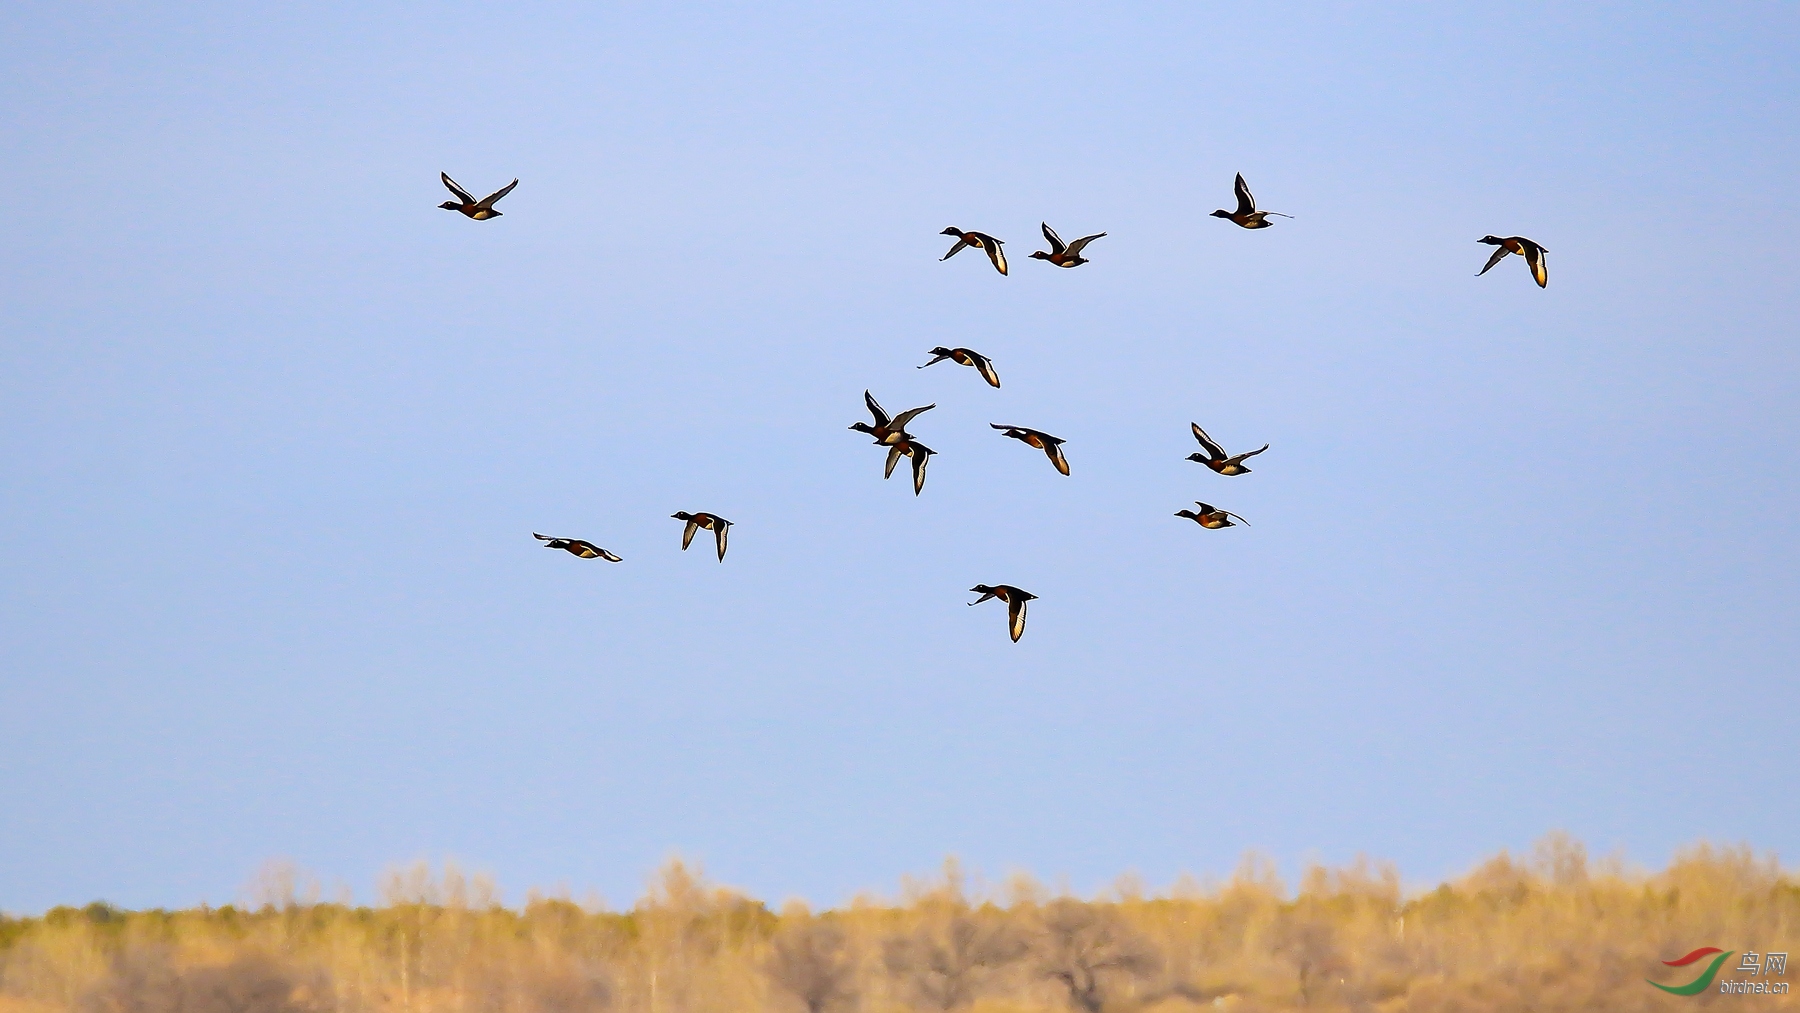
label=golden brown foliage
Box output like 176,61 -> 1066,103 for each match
2,839 -> 1795,1013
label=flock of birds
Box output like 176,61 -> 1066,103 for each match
440,169 -> 1549,643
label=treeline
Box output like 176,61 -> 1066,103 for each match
2,835 -> 1795,1013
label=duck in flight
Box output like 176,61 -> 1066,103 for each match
940,228 -> 1008,275
918,346 -> 1000,388
1029,223 -> 1107,268
969,584 -> 1037,642
672,511 -> 732,561
850,390 -> 936,446
883,436 -> 936,496
533,533 -> 622,562
1477,235 -> 1548,288
1176,503 -> 1250,529
438,172 -> 518,220
992,424 -> 1070,476
1211,173 -> 1291,229
1187,423 -> 1269,476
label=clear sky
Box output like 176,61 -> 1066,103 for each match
3,4 -> 1797,913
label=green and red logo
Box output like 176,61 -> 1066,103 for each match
1649,947 -> 1734,995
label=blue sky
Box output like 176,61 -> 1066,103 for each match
2,4 -> 1796,912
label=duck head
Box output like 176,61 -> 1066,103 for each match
1209,209 -> 1235,219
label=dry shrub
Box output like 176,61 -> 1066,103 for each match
1,838 -> 1794,1013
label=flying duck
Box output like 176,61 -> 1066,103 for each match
1477,236 -> 1548,288
883,437 -> 936,496
1187,423 -> 1269,475
1029,222 -> 1106,268
918,346 -> 1001,388
969,584 -> 1037,643
1176,503 -> 1250,529
940,228 -> 1008,275
438,172 -> 518,220
991,424 -> 1070,476
672,511 -> 732,561
533,533 -> 622,562
1210,173 -> 1291,229
850,390 -> 936,446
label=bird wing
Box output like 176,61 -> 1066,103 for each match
1227,443 -> 1270,466
1063,232 -> 1106,257
972,352 -> 1000,388
1225,512 -> 1251,527
985,239 -> 1008,275
885,444 -> 903,479
477,178 -> 518,208
441,173 -> 475,203
889,403 -> 936,430
1233,173 -> 1256,216
941,236 -> 972,261
600,548 -> 622,562
1477,245 -> 1511,276
1008,596 -> 1027,642
714,521 -> 729,561
1190,423 -> 1225,461
864,390 -> 891,427
533,532 -> 553,542
990,423 -> 1018,433
1040,222 -> 1066,255
1046,441 -> 1070,476
1524,244 -> 1547,287
911,446 -> 930,495
681,517 -> 699,550
918,351 -> 951,368
969,590 -> 997,605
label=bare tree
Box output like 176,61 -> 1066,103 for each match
79,948 -> 328,1013
883,911 -> 1024,1011
1269,913 -> 1344,1007
765,918 -> 857,1013
1033,901 -> 1160,1013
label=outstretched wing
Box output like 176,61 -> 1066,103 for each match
1064,232 -> 1106,257
1225,512 -> 1252,527
1190,423 -> 1225,461
1477,245 -> 1511,276
1227,444 -> 1270,466
890,403 -> 936,430
986,240 -> 1008,275
681,518 -> 699,550
1524,244 -> 1547,287
1008,596 -> 1028,642
1233,173 -> 1256,216
599,547 -> 623,562
533,532 -> 553,542
864,390 -> 891,427
714,522 -> 730,561
885,444 -> 903,479
1046,441 -> 1070,476
911,446 -> 930,495
969,590 -> 997,605
477,178 -> 519,208
441,172 -> 475,203
971,352 -> 1001,388
1040,222 -> 1066,255
941,236 -> 972,261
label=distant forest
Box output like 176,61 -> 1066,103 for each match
2,835 -> 1794,1013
